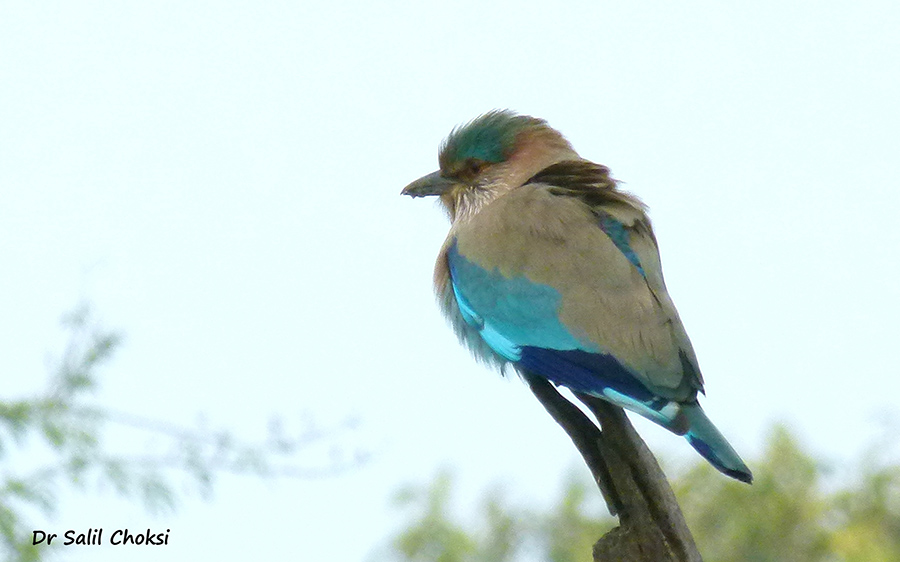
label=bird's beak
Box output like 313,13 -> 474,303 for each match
401,170 -> 456,198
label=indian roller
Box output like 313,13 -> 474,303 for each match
402,110 -> 752,483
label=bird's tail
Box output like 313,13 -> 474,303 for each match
682,403 -> 753,484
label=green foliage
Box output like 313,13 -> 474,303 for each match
388,469 -> 613,562
0,305 -> 123,561
392,470 -> 481,562
539,475 -> 613,562
1,305 -> 366,562
828,456 -> 900,562
673,425 -> 832,562
385,425 -> 900,562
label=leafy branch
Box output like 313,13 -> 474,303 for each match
0,304 -> 367,561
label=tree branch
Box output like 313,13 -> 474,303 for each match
523,373 -> 702,562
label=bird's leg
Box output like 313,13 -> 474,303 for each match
522,372 -> 623,516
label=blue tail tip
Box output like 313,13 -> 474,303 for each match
687,434 -> 753,484
724,467 -> 753,484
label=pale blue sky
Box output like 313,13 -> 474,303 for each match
2,1 -> 899,560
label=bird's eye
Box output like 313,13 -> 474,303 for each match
465,159 -> 486,176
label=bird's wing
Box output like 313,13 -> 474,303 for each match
444,161 -> 703,409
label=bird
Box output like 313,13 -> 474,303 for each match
401,110 -> 752,484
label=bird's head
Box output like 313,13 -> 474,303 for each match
402,110 -> 579,221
